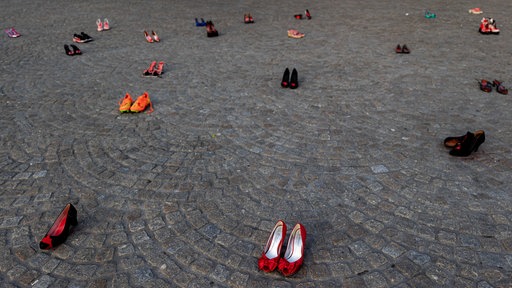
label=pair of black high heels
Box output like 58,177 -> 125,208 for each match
281,68 -> 298,89
444,130 -> 485,157
39,203 -> 77,249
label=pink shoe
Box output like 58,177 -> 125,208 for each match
144,30 -> 153,43
152,30 -> 160,42
96,19 -> 103,31
103,18 -> 110,30
5,28 -> 21,38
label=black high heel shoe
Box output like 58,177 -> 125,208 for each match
444,130 -> 485,148
281,68 -> 290,88
64,44 -> 74,56
449,131 -> 485,157
39,203 -> 77,249
290,68 -> 299,89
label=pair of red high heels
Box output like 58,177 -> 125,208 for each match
39,203 -> 77,249
258,220 -> 306,277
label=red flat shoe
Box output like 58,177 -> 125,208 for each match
258,220 -> 287,272
278,223 -> 306,276
294,14 -> 302,20
493,80 -> 508,95
478,79 -> 493,92
39,203 -> 78,249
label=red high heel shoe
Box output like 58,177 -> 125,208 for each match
305,9 -> 312,20
143,61 -> 157,77
278,223 -> 306,276
258,220 -> 287,272
206,21 -> 219,37
39,203 -> 77,249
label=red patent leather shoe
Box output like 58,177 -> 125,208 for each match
258,220 -> 287,272
277,223 -> 306,276
39,203 -> 78,249
493,80 -> 508,95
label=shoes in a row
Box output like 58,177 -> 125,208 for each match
258,221 -> 306,277
395,44 -> 410,54
96,18 -> 110,32
281,68 -> 299,89
206,21 -> 219,37
444,130 -> 485,157
294,9 -> 312,20
73,32 -> 93,43
5,27 -> 20,38
64,44 -> 81,56
142,61 -> 165,77
144,30 -> 160,43
478,79 -> 508,94
119,92 -> 154,113
479,17 -> 499,34
244,13 -> 254,24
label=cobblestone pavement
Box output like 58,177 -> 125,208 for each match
1,0 -> 512,287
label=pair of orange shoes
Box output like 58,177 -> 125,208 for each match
119,92 -> 153,113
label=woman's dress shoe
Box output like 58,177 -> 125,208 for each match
258,220 -> 287,272
277,223 -> 306,276
39,203 -> 77,249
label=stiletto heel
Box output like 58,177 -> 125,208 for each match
277,223 -> 306,276
305,9 -> 312,20
449,131 -> 485,156
290,68 -> 298,89
39,203 -> 77,250
258,220 -> 287,272
281,68 -> 290,88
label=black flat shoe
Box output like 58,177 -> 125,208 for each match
449,131 -> 485,157
281,68 -> 290,88
444,130 -> 485,148
39,203 -> 78,249
290,68 -> 298,89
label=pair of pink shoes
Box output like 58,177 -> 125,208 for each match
258,220 -> 306,277
96,18 -> 110,31
144,30 -> 160,43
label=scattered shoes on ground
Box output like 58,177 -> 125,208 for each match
39,203 -> 77,250
479,17 -> 499,34
395,44 -> 410,54
258,220 -> 306,277
287,29 -> 304,39
444,130 -> 485,157
119,92 -> 154,113
73,32 -> 93,43
281,68 -> 299,89
96,18 -> 110,31
64,44 -> 81,56
5,27 -> 21,38
206,21 -> 219,37
142,61 -> 165,77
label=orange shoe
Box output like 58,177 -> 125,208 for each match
130,92 -> 154,113
118,93 -> 134,112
